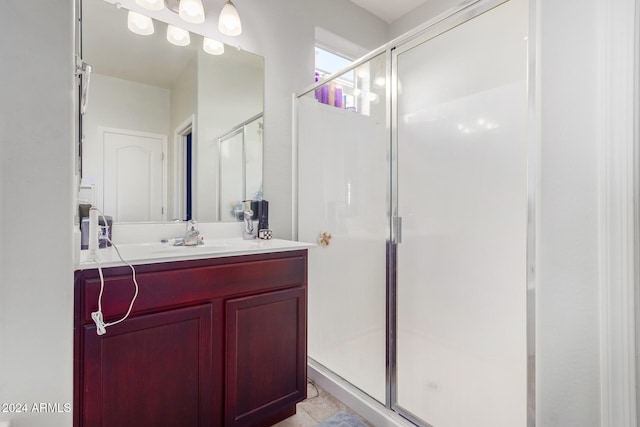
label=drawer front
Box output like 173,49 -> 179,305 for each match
78,253 -> 307,324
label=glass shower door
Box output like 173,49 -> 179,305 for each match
393,0 -> 529,425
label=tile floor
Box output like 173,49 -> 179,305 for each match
272,381 -> 372,427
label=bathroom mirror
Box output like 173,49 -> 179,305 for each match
79,0 -> 264,223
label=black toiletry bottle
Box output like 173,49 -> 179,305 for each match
250,200 -> 260,220
258,200 -> 269,230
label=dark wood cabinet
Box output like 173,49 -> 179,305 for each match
82,305 -> 214,427
74,250 -> 307,427
225,287 -> 307,427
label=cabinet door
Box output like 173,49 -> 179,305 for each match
225,286 -> 307,427
82,304 -> 213,427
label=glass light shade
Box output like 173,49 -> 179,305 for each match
127,11 -> 154,36
179,0 -> 205,24
135,0 -> 164,11
167,25 -> 191,46
203,38 -> 224,55
218,1 -> 242,36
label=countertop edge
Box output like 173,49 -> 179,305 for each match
75,239 -> 316,271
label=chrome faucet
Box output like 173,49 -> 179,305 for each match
183,219 -> 202,246
243,210 -> 256,240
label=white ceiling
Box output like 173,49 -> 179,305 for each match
348,0 -> 431,23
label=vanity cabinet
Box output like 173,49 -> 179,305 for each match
74,250 -> 308,427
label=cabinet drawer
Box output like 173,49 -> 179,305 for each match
77,253 -> 307,324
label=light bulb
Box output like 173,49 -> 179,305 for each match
135,0 -> 164,11
179,0 -> 205,24
203,38 -> 225,55
218,1 -> 242,36
127,11 -> 154,35
167,25 -> 191,46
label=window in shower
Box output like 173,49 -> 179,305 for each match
315,46 -> 353,81
314,47 -> 356,111
313,46 -> 384,116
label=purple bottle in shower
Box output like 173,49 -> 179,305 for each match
334,86 -> 343,108
315,72 -> 322,102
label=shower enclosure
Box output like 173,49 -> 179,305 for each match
296,0 -> 532,426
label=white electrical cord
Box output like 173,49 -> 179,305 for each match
89,209 -> 139,336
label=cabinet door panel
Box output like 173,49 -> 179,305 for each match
82,305 -> 213,427
225,287 -> 307,427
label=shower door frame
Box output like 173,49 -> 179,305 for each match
294,0 -> 538,425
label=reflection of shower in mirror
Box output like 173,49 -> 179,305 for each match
218,113 -> 264,221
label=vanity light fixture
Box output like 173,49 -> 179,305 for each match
127,10 -> 155,35
203,37 -> 225,55
123,2 -> 227,55
138,0 -> 205,24
218,1 -> 242,36
167,25 -> 191,46
134,0 -> 241,34
179,0 -> 206,24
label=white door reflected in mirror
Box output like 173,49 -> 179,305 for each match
103,128 -> 167,222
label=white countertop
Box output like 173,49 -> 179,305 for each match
77,238 -> 315,270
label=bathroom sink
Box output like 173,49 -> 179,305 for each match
151,241 -> 232,254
